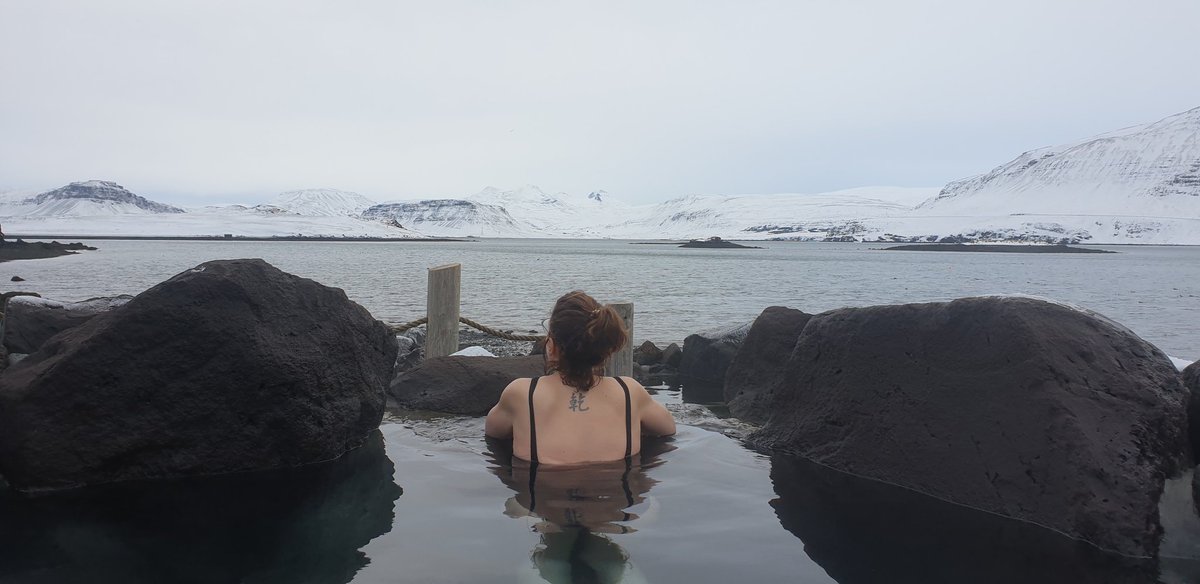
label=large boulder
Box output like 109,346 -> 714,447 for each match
679,322 -> 751,402
1186,361 -> 1200,457
724,306 -> 813,423
0,259 -> 397,492
389,355 -> 544,415
748,297 -> 1188,558
2,295 -> 132,354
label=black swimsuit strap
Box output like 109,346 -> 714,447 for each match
614,377 -> 632,459
528,377 -> 540,465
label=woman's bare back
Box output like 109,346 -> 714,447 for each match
487,375 -> 675,465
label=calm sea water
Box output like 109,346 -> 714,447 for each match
3,239 -> 1199,583
5,239 -> 1199,359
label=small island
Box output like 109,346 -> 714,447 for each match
0,232 -> 97,263
881,243 -> 1115,254
679,237 -> 762,249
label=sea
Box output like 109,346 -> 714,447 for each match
2,238 -> 1199,584
5,239 -> 1199,359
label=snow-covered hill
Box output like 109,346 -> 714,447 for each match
0,181 -> 184,217
261,188 -> 377,217
362,198 -> 535,237
851,106 -> 1200,244
610,187 -> 936,240
922,106 -> 1200,216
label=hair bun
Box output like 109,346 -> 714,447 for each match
547,292 -> 629,390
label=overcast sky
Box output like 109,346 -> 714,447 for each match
2,0 -> 1198,205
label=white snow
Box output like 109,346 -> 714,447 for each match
451,346 -> 497,357
3,204 -> 421,238
2,105 -> 1198,243
265,188 -> 377,217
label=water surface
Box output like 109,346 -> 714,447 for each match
5,239 -> 1198,358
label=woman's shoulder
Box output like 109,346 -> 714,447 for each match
612,375 -> 650,396
499,376 -> 537,399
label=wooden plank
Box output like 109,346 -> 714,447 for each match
604,302 -> 634,378
425,263 -> 461,359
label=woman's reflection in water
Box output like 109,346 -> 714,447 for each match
486,436 -> 675,584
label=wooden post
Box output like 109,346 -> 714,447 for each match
426,263 -> 461,359
604,302 -> 634,378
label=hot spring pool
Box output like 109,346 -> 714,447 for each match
2,390 -> 1199,583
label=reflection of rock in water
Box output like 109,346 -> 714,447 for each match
0,430 -> 401,584
486,437 -> 672,583
769,454 -> 1158,584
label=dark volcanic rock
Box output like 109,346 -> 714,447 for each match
661,343 -> 682,368
679,322 -> 751,403
724,306 -> 813,424
633,340 -> 663,366
389,355 -> 544,415
1185,361 -> 1200,457
748,297 -> 1187,558
2,295 -> 132,355
0,259 -> 398,492
0,431 -> 400,584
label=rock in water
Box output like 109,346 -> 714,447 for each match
2,295 -> 132,355
679,322 -> 751,402
724,306 -> 813,424
1185,361 -> 1200,457
0,259 -> 398,492
389,355 -> 543,415
661,342 -> 682,368
748,297 -> 1187,558
633,341 -> 663,366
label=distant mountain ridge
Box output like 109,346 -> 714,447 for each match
2,105 -> 1198,243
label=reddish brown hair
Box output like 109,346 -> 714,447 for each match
546,291 -> 628,391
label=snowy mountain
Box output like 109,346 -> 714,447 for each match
0,181 -> 184,217
922,106 -> 1200,215
362,199 -> 534,237
261,188 -> 376,217
465,185 -> 632,235
859,106 -> 1200,244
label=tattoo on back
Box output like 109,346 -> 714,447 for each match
568,390 -> 590,412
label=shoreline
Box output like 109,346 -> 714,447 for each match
4,234 -> 472,243
881,243 -> 1117,254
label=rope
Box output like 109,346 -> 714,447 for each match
388,315 -> 545,342
389,317 -> 428,333
458,316 -> 545,342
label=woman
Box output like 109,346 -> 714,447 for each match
485,291 -> 676,465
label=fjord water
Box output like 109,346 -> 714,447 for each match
6,238 -> 1199,358
3,239 -> 1199,583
